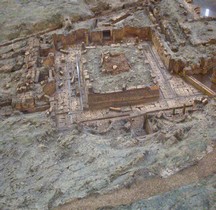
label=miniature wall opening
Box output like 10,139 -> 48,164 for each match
103,30 -> 111,40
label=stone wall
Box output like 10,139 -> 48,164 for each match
151,28 -> 216,76
124,26 -> 151,40
53,26 -> 151,49
76,29 -> 88,43
184,55 -> 216,75
88,85 -> 159,109
112,27 -> 151,42
90,31 -> 103,43
53,29 -> 88,49
151,30 -> 171,70
112,28 -> 124,42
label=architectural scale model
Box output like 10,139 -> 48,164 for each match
0,0 -> 215,209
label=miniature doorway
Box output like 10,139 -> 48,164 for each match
103,30 -> 111,40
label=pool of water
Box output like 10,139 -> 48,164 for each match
193,0 -> 216,17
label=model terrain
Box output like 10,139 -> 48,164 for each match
0,0 -> 216,210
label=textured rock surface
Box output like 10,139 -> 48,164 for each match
0,0 -> 140,43
0,0 -> 93,42
0,101 -> 216,210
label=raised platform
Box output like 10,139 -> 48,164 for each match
81,42 -> 159,109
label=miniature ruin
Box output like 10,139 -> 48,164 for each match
0,1 -> 215,129
0,0 -> 216,209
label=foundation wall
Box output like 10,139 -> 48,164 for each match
151,30 -> 187,74
53,27 -> 151,49
112,27 -> 151,42
88,85 -> 159,109
151,29 -> 216,76
76,29 -> 88,43
90,31 -> 103,43
151,30 -> 170,69
61,34 -> 70,49
53,29 -> 88,49
169,58 -> 185,73
185,56 -> 216,75
112,28 -> 125,42
124,26 -> 150,40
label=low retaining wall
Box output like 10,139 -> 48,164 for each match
88,85 -> 159,109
